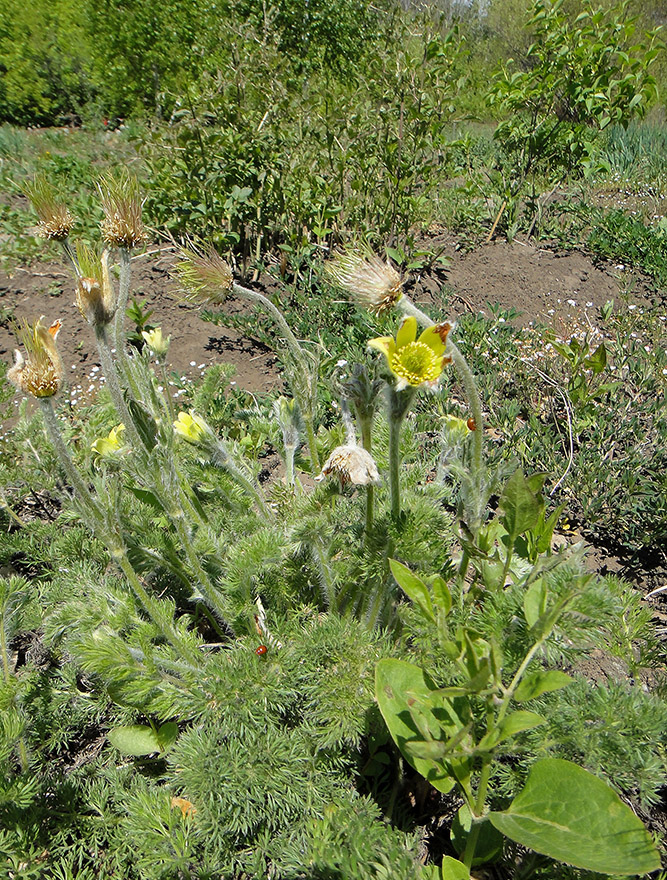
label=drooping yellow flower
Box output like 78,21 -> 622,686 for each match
368,317 -> 453,391
75,244 -> 116,326
8,316 -> 64,398
173,411 -> 210,443
142,327 -> 171,356
91,424 -> 126,457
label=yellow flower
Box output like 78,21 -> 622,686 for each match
368,317 -> 453,391
8,316 -> 64,398
142,327 -> 171,356
173,411 -> 210,443
91,424 -> 125,457
315,445 -> 381,487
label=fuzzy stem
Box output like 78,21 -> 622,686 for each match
112,247 -> 132,355
359,416 -> 374,537
448,341 -> 484,502
387,387 -> 415,520
39,399 -> 106,530
211,442 -> 273,519
94,325 -> 145,451
396,297 -> 433,328
303,414 -> 321,473
39,400 -> 189,653
233,283 -> 307,370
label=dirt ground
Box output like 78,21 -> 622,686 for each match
0,234 -> 661,407
1,237 -> 665,598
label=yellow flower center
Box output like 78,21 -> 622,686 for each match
390,341 -> 443,386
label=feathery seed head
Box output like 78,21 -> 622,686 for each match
327,250 -> 403,316
23,174 -> 75,241
98,170 -> 145,249
8,316 -> 64,398
174,245 -> 234,305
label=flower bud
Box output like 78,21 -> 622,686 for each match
142,327 -> 171,356
173,411 -> 210,443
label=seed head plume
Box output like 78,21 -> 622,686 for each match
98,170 -> 145,249
173,244 -> 234,305
327,249 -> 403,316
23,174 -> 75,241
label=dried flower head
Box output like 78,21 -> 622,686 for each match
23,174 -> 75,241
8,316 -> 64,398
316,445 -> 381,487
327,250 -> 403,316
369,317 -> 453,391
98,170 -> 145,249
173,245 -> 234,306
75,244 -> 115,326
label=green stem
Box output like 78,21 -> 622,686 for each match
40,400 -> 189,654
448,341 -> 484,500
94,326 -> 145,451
303,414 -> 321,473
359,416 -> 374,537
388,414 -> 403,520
112,247 -> 132,357
211,442 -> 273,519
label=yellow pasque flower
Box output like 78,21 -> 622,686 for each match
142,327 -> 171,356
91,424 -> 125,457
173,411 -> 210,443
8,316 -> 64,398
368,317 -> 453,391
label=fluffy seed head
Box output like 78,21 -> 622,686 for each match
8,316 -> 64,398
23,174 -> 75,241
316,445 -> 381,487
327,251 -> 403,316
174,245 -> 234,305
98,170 -> 145,249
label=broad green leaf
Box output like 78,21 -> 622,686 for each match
500,470 -> 543,540
376,659 -> 465,794
389,559 -> 434,622
478,711 -> 545,750
523,578 -> 547,629
440,856 -> 470,880
489,758 -> 661,874
157,721 -> 179,751
514,670 -> 572,702
584,342 -> 607,374
108,725 -> 161,756
451,806 -> 503,866
429,574 -> 452,616
127,486 -> 165,513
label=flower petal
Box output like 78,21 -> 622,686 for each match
368,336 -> 396,360
396,316 -> 418,349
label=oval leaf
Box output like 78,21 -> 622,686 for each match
108,725 -> 161,756
376,659 -> 462,794
440,856 -> 470,880
514,670 -> 572,702
489,758 -> 661,874
389,559 -> 434,622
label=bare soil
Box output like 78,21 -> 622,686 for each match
1,237 -> 665,598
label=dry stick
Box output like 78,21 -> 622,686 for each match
485,200 -> 507,243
